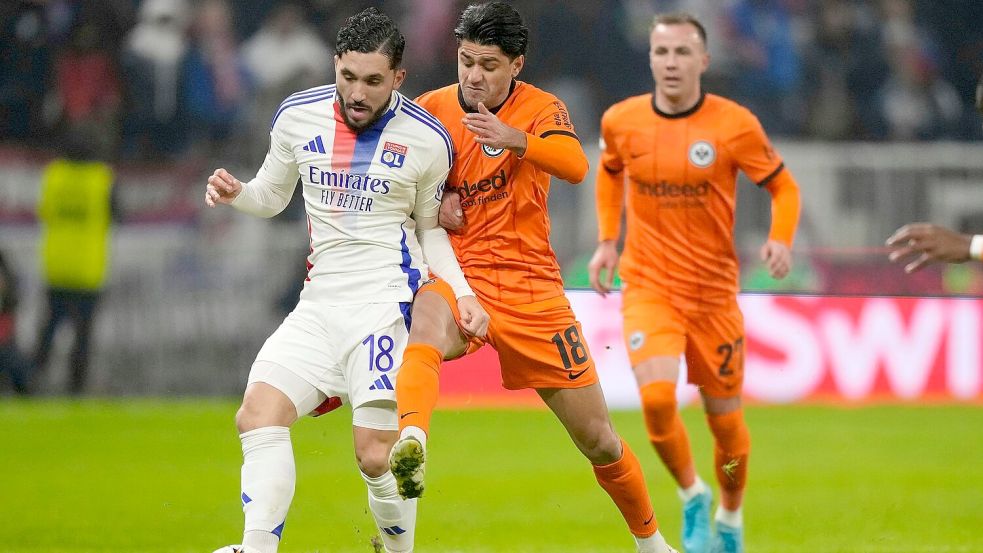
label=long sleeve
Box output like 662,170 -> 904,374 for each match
232,122 -> 300,218
596,111 -> 626,242
413,142 -> 474,299
520,133 -> 589,184
763,169 -> 800,246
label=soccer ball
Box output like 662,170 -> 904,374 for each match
211,546 -> 248,553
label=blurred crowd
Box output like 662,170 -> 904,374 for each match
1,0 -> 981,165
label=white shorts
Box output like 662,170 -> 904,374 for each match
247,299 -> 411,429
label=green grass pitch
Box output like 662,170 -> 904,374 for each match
0,400 -> 980,553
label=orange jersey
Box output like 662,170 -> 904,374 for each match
416,81 -> 586,306
598,92 -> 797,310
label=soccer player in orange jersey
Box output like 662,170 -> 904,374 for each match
588,13 -> 801,553
389,3 -> 677,552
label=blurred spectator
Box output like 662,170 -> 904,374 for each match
241,1 -> 332,161
34,129 -> 119,395
181,0 -> 251,161
803,0 -> 888,139
51,15 -> 123,158
0,248 -> 31,395
875,0 -> 962,140
725,0 -> 805,135
0,3 -> 54,144
120,0 -> 192,160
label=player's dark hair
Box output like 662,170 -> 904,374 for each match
454,2 -> 529,60
651,12 -> 708,48
336,7 -> 405,69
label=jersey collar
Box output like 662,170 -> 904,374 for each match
457,79 -> 517,114
651,91 -> 706,119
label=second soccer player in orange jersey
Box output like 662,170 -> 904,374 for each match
589,13 -> 801,553
389,3 -> 678,552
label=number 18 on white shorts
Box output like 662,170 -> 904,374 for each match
246,299 -> 411,430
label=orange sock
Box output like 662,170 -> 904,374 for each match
706,409 -> 751,510
394,343 -> 443,434
592,439 -> 659,538
640,381 -> 696,488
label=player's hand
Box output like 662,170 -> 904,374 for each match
760,239 -> 792,279
463,102 -> 528,155
588,240 -> 619,297
886,223 -> 972,273
205,168 -> 242,207
439,190 -> 466,232
456,295 -> 490,338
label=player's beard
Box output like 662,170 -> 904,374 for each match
338,95 -> 390,134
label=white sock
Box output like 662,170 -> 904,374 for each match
362,470 -> 417,553
677,476 -> 708,502
715,505 -> 743,527
398,425 -> 427,448
240,426 -> 295,553
634,529 -> 672,553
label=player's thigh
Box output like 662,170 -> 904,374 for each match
244,302 -> 338,427
411,278 -> 476,359
684,304 -> 745,399
622,291 -> 687,381
342,303 -> 412,413
492,297 -> 598,390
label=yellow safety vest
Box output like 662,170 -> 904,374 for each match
38,159 -> 114,290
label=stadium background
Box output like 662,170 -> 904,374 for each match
0,1 -> 981,552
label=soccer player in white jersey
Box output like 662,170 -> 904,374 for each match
204,8 -> 489,553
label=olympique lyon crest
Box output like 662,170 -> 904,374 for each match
381,141 -> 408,168
688,140 -> 716,168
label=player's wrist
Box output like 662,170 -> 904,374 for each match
969,235 -> 983,261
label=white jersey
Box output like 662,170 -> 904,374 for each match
234,85 -> 454,305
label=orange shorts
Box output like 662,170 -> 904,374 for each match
621,286 -> 745,398
418,278 -> 599,390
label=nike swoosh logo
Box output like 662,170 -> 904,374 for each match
568,367 -> 589,380
400,411 -> 419,420
643,512 -> 655,526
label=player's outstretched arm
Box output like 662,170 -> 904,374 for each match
886,223 -> 980,273
588,240 -> 619,297
205,168 -> 242,207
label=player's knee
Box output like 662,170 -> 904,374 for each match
355,444 -> 391,477
235,397 -> 288,433
579,424 -> 623,465
235,401 -> 264,433
639,381 -> 678,437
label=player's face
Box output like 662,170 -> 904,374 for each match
335,51 -> 406,133
649,23 -> 709,103
457,40 -> 524,109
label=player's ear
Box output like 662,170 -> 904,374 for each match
393,68 -> 407,90
510,55 -> 524,78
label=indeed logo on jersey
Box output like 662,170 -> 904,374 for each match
308,166 -> 392,194
456,169 -> 510,208
636,180 -> 709,198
